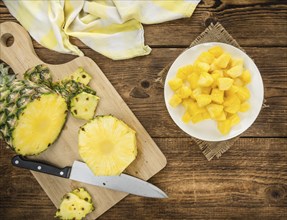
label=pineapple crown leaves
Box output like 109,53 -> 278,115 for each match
0,62 -> 16,85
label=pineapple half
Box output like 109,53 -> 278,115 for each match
79,115 -> 137,176
0,62 -> 67,156
56,188 -> 94,220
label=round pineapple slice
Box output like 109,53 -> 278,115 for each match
79,116 -> 137,176
12,94 -> 67,155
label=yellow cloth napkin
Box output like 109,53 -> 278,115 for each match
3,0 -> 200,60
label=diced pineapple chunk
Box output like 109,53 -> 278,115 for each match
226,65 -> 243,78
217,120 -> 232,135
176,65 -> 193,79
214,53 -> 231,69
237,87 -> 250,101
191,111 -> 209,123
225,85 -> 240,96
211,88 -> 224,104
194,61 -> 210,72
239,102 -> 250,112
187,73 -> 199,89
169,94 -> 182,107
218,77 -> 233,90
182,99 -> 195,109
215,111 -> 226,121
228,114 -> 240,126
196,94 -> 211,107
188,103 -> 206,116
230,58 -> 243,67
168,78 -> 183,91
193,87 -> 202,98
208,46 -> 224,58
176,86 -> 192,99
197,52 -> 215,64
182,111 -> 192,123
240,70 -> 251,85
224,95 -> 241,114
206,104 -> 224,118
198,72 -> 214,87
234,78 -> 244,87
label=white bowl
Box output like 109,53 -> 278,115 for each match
164,42 -> 264,141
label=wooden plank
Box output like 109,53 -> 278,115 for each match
0,22 -> 166,219
1,1 -> 286,47
12,47 -> 286,138
1,137 -> 286,219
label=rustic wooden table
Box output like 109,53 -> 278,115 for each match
0,1 -> 286,219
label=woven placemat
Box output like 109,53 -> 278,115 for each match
156,22 -> 244,161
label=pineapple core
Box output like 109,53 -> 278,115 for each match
12,94 -> 67,155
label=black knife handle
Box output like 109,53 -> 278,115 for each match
11,155 -> 71,178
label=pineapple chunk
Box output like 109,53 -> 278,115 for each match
225,85 -> 240,96
63,67 -> 92,85
237,87 -> 250,101
211,88 -> 224,104
187,73 -> 199,89
176,86 -> 192,99
197,52 -> 215,64
196,94 -> 211,107
169,94 -> 182,107
226,65 -> 243,78
213,53 -> 231,69
70,92 -> 100,121
191,110 -> 210,123
218,77 -> 234,90
182,111 -> 192,123
215,111 -> 226,121
208,46 -> 224,58
217,120 -> 232,135
234,78 -> 244,87
201,87 -> 211,95
198,72 -> 214,87
193,87 -> 202,98
194,61 -> 210,72
240,70 -> 251,84
188,103 -> 206,116
240,102 -> 250,112
228,114 -> 240,126
79,116 -> 137,176
230,58 -> 243,67
224,94 -> 241,114
206,104 -> 224,118
168,77 -> 183,91
176,65 -> 193,79
182,98 -> 195,109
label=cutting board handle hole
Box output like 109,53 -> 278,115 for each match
1,33 -> 14,47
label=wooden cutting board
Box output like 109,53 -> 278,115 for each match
0,22 -> 167,219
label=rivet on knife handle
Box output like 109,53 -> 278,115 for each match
11,155 -> 71,178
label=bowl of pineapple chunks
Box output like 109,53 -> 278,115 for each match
164,42 -> 264,141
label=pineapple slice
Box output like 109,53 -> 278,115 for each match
169,94 -> 182,107
196,94 -> 211,107
168,77 -> 183,91
210,88 -> 224,104
226,65 -> 243,78
197,51 -> 215,64
213,53 -> 231,69
217,120 -> 232,135
72,188 -> 92,203
208,46 -> 224,58
240,70 -> 251,85
218,77 -> 234,90
176,86 -> 192,99
70,92 -> 100,121
55,192 -> 94,220
239,102 -> 250,112
198,72 -> 214,87
78,116 -> 137,176
206,104 -> 224,119
63,67 -> 92,85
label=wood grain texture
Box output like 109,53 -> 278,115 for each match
0,0 -> 286,219
0,1 -> 286,47
0,22 -> 166,219
1,138 -> 286,219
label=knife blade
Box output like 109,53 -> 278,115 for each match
11,155 -> 167,198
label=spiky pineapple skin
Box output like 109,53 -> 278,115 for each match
24,64 -> 53,88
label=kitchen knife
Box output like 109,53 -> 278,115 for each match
11,155 -> 167,198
